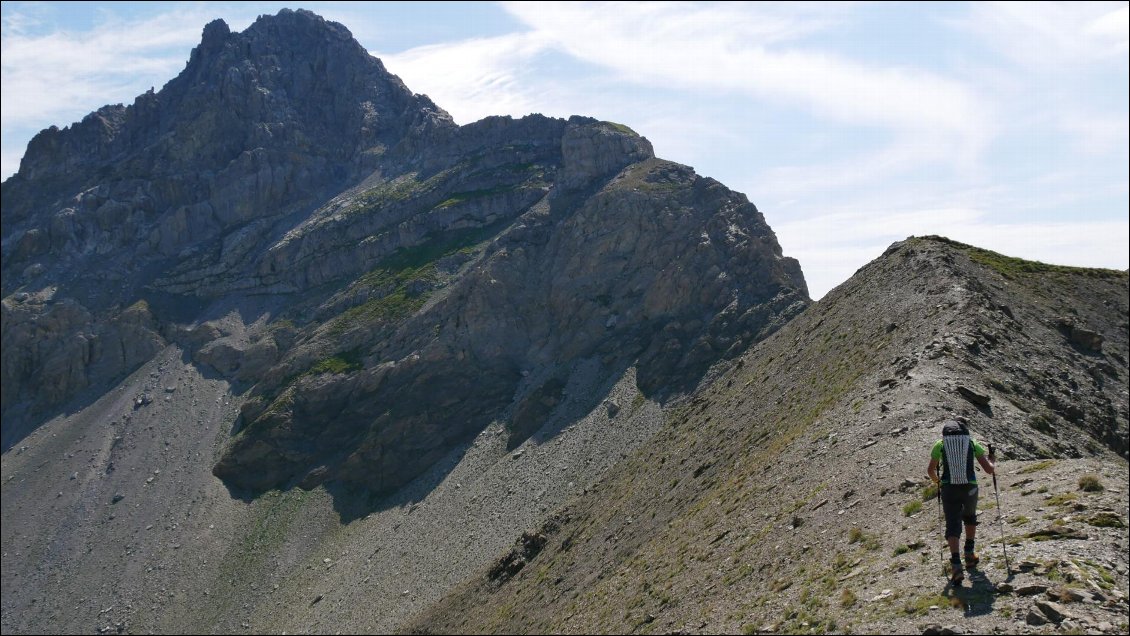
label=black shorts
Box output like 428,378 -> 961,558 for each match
941,483 -> 979,538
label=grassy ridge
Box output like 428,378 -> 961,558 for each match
915,235 -> 1126,280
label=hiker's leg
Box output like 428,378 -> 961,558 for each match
961,485 -> 979,536
962,485 -> 980,561
941,485 -> 964,555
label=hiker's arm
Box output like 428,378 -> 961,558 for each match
927,458 -> 939,483
976,454 -> 995,475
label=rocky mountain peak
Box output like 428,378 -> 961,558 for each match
3,10 -> 457,303
9,8 -> 449,189
198,17 -> 231,52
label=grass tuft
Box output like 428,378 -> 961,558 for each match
1078,474 -> 1104,492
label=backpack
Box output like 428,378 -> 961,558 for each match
941,420 -> 975,485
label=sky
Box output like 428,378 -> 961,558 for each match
1,1 -> 1127,299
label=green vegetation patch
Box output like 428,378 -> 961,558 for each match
1078,474 -> 1104,492
437,185 -> 519,208
1046,492 -> 1079,507
902,593 -> 952,616
601,121 -> 639,136
847,527 -> 881,551
917,236 -> 1126,280
125,298 -> 151,313
903,500 -> 923,516
307,350 -> 364,375
205,489 -> 311,624
344,168 -> 468,215
1086,512 -> 1125,528
367,221 -> 507,280
967,246 -> 1123,279
330,222 -> 506,334
1017,459 -> 1057,474
922,482 -> 940,501
330,288 -> 430,335
345,173 -> 428,214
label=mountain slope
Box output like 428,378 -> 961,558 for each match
407,236 -> 1130,635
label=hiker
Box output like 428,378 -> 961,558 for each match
926,419 -> 995,584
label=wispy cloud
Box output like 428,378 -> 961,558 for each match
377,32 -> 555,125
1087,4 -> 1130,46
0,8 -> 208,130
501,1 -> 993,159
960,1 -> 1130,67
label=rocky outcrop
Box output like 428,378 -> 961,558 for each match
559,121 -> 653,188
1,293 -> 164,449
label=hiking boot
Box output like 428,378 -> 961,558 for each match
964,551 -> 979,568
950,561 -> 964,585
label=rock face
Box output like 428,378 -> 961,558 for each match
212,134 -> 808,494
0,293 -> 164,448
1,9 -> 809,494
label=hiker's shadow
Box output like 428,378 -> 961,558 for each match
945,568 -> 1004,617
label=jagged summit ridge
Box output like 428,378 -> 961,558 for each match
3,8 -> 452,307
13,9 -> 448,185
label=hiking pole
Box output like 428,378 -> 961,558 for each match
989,444 -> 1011,576
934,472 -> 946,577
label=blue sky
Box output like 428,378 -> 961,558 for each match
2,1 -> 1127,298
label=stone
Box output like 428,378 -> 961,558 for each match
1016,584 -> 1048,596
604,400 -> 620,418
1035,600 -> 1071,623
870,589 -> 893,602
1026,526 -> 1088,540
1047,586 -> 1086,603
956,386 -> 991,406
1069,325 -> 1104,352
1025,610 -> 1048,626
